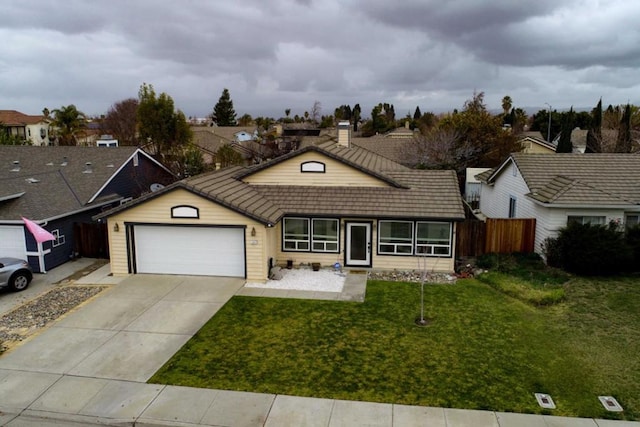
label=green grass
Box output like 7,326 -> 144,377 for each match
150,277 -> 640,420
476,252 -> 568,306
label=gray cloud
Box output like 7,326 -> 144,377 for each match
1,0 -> 639,118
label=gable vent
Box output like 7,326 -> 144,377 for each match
83,162 -> 93,173
11,160 -> 20,172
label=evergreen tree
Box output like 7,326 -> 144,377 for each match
413,106 -> 422,120
556,108 -> 575,153
352,104 -> 361,132
585,99 -> 602,153
615,103 -> 632,153
212,88 -> 237,126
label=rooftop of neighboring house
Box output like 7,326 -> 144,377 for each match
0,146 -> 169,221
480,152 -> 640,206
0,110 -> 48,126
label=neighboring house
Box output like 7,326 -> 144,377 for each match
192,126 -> 261,165
0,146 -> 175,272
96,135 -> 119,147
517,132 -> 556,154
97,129 -> 465,282
476,153 -> 640,255
0,110 -> 52,146
465,168 -> 491,206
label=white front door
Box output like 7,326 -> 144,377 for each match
346,222 -> 371,267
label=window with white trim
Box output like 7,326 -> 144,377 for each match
626,214 -> 640,229
378,221 -> 414,255
52,229 -> 65,247
283,218 -> 309,251
312,219 -> 339,252
567,216 -> 606,226
415,222 -> 452,256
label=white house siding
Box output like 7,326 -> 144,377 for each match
479,161 -> 630,254
479,162 -> 532,219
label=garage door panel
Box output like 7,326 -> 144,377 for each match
0,226 -> 27,259
134,225 -> 245,277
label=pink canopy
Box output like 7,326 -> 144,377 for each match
22,217 -> 55,243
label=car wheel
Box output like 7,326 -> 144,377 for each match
10,272 -> 31,292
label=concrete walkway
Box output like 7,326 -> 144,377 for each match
0,264 -> 638,426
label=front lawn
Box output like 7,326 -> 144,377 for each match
150,277 -> 640,420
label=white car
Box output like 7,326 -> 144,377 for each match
0,257 -> 33,292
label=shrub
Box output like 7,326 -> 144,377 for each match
626,225 -> 640,269
541,237 -> 562,268
554,221 -> 633,276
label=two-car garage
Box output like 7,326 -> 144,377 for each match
131,225 -> 246,277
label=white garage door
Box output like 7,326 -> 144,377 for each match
0,226 -> 27,259
134,225 -> 245,277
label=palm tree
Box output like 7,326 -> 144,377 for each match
51,105 -> 86,146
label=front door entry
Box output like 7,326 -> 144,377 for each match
346,222 -> 371,266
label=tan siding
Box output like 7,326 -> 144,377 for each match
271,218 -> 456,273
243,151 -> 389,187
107,188 -> 268,281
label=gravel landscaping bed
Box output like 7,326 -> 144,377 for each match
368,270 -> 458,283
0,285 -> 106,352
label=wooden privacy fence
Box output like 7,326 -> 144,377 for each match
73,222 -> 109,258
456,218 -> 536,257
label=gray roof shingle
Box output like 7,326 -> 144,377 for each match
490,153 -> 640,206
0,146 -> 159,221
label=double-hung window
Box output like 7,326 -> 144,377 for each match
415,222 -> 452,256
378,221 -> 414,255
283,218 -> 309,251
312,219 -> 339,252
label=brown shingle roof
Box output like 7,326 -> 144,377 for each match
97,143 -> 465,223
0,110 -> 47,126
254,169 -> 464,220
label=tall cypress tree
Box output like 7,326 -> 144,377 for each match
413,106 -> 422,120
556,107 -> 575,153
585,99 -> 602,153
615,103 -> 632,153
212,88 -> 237,126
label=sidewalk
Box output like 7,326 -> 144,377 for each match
0,263 -> 638,426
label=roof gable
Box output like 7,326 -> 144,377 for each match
485,153 -> 640,206
0,146 -> 172,221
238,141 -> 409,188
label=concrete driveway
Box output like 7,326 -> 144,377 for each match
0,274 -> 244,382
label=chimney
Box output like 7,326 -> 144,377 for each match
405,120 -> 410,129
337,121 -> 351,148
215,162 -> 221,170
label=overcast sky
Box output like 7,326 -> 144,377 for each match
2,0 -> 640,120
